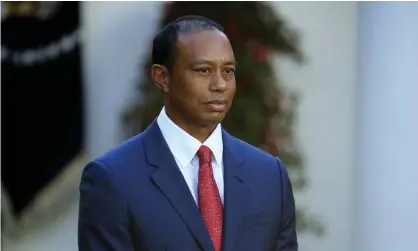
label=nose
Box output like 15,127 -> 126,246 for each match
210,71 -> 228,92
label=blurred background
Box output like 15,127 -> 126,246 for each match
1,1 -> 417,251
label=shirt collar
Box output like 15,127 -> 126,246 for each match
157,107 -> 223,168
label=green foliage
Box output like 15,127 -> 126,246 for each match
122,1 -> 323,236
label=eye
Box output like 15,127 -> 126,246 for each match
223,68 -> 235,74
194,68 -> 211,74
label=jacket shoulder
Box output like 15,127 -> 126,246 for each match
224,131 -> 282,170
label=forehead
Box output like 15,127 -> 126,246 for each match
175,29 -> 234,63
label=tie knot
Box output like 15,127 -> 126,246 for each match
197,145 -> 212,164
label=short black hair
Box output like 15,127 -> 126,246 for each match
152,15 -> 224,70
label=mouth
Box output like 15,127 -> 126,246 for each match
206,100 -> 227,112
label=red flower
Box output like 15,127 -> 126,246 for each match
251,41 -> 270,63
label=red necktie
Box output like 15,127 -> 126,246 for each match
197,145 -> 223,251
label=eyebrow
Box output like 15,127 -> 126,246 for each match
191,59 -> 237,66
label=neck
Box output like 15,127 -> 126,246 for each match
164,106 -> 217,143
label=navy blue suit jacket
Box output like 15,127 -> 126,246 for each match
78,120 -> 298,251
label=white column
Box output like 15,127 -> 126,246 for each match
81,2 -> 162,157
355,2 -> 418,251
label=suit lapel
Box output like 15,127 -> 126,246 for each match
144,121 -> 214,251
221,130 -> 249,251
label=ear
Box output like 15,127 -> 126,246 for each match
151,64 -> 170,93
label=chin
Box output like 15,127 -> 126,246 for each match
204,112 -> 225,124
195,113 -> 222,126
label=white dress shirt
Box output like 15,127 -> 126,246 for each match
156,107 -> 224,205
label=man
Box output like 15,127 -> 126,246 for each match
78,15 -> 298,251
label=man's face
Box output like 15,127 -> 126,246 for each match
167,29 -> 236,127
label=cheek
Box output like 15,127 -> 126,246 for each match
231,78 -> 237,88
184,75 -> 208,99
175,78 -> 205,108
228,80 -> 236,95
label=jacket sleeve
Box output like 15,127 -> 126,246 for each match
78,160 -> 134,251
274,157 -> 298,251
